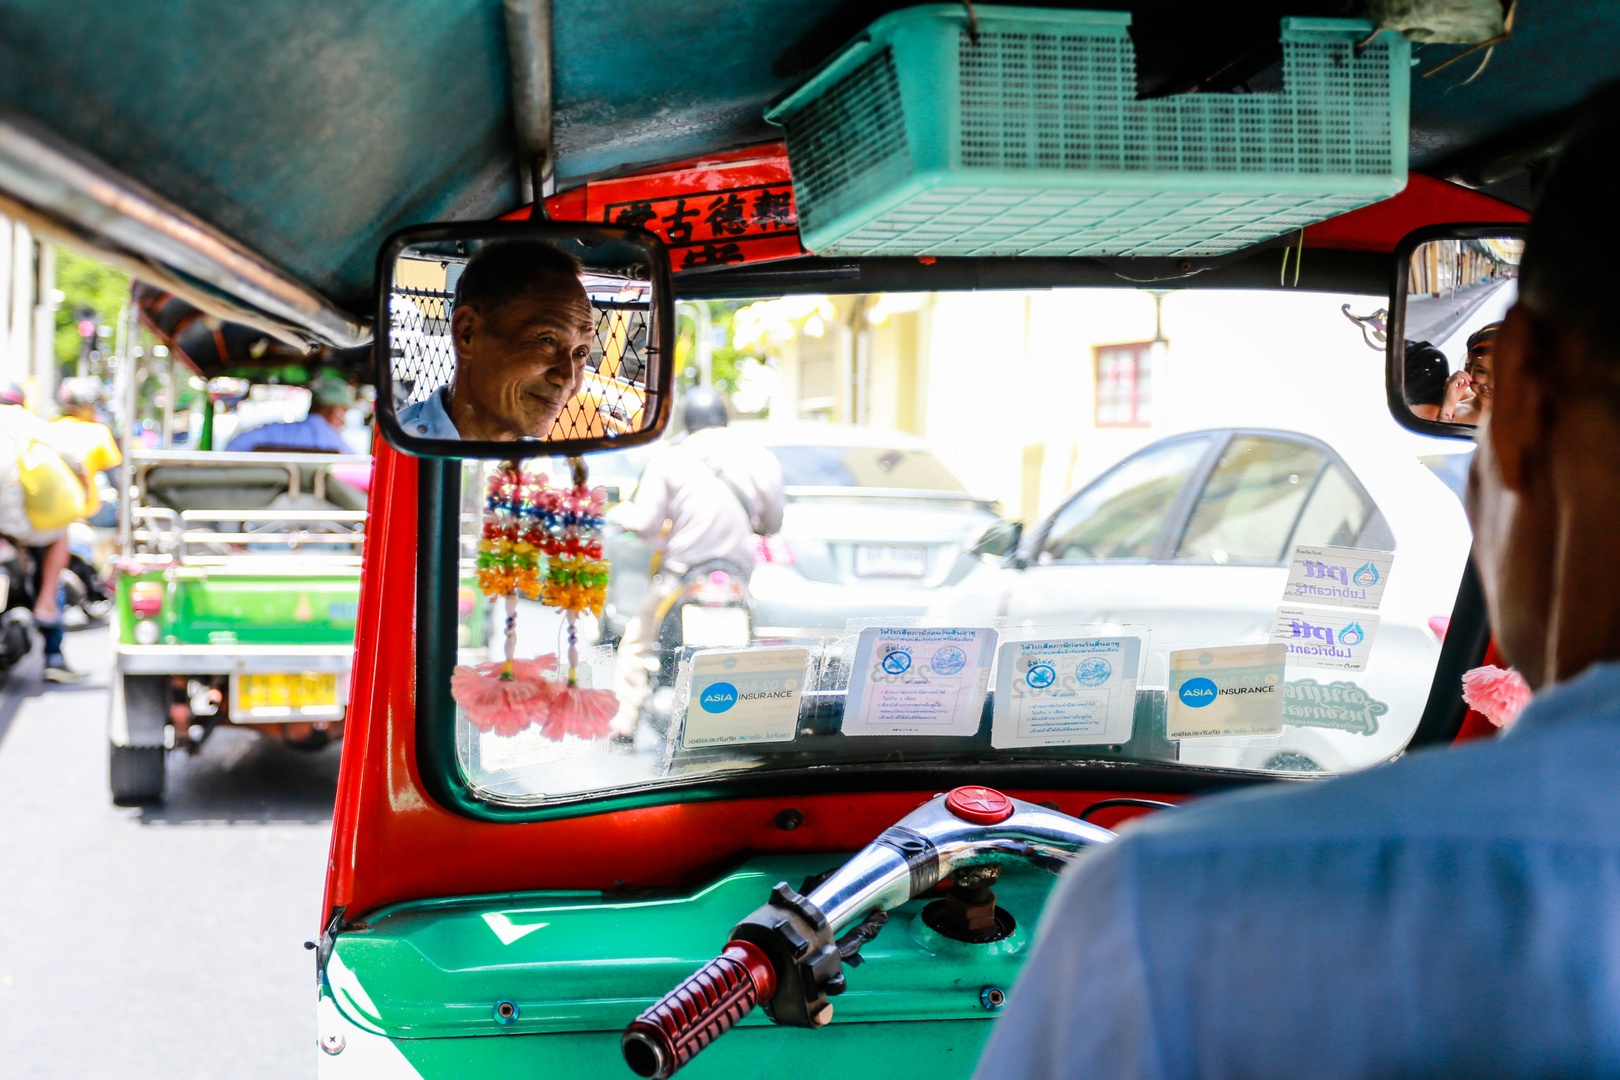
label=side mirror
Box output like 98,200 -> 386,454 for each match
373,220 -> 675,458
970,520 -> 1023,559
1387,223 -> 1526,439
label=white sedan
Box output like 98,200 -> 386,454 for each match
934,427 -> 1474,773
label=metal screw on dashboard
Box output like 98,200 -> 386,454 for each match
774,808 -> 804,831
980,986 -> 1007,1012
319,1032 -> 346,1055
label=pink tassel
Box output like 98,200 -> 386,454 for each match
541,685 -> 617,740
451,656 -> 559,736
1461,665 -> 1532,729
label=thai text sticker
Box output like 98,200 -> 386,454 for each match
1283,679 -> 1390,736
1281,545 -> 1394,611
1272,606 -> 1381,672
992,636 -> 1142,748
682,647 -> 808,748
842,626 -> 996,737
1167,643 -> 1286,739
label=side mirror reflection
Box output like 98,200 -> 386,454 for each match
1387,226 -> 1526,438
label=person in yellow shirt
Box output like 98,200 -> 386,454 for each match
49,377 -> 121,520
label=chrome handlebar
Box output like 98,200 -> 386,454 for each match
623,787 -> 1116,1078
805,790 -> 1116,934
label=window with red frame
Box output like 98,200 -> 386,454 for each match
1095,342 -> 1154,428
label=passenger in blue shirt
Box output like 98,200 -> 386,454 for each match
976,83 -> 1620,1080
227,376 -> 354,453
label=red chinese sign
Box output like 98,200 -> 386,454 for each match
506,142 -> 805,271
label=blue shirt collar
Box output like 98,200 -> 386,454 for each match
398,388 -> 459,440
1508,660 -> 1620,736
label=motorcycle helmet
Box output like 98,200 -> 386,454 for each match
58,376 -> 105,407
0,382 -> 25,406
680,386 -> 729,433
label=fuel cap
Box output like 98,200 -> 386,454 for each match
944,785 -> 1014,825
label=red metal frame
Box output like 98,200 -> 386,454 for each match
324,167 -> 1525,927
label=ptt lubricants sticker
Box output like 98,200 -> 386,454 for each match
1167,643 -> 1286,738
1272,607 -> 1380,671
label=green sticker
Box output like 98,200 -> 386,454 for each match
1283,679 -> 1389,735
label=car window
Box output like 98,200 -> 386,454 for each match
1291,462 -> 1374,549
1040,437 -> 1211,561
1176,436 -> 1327,564
772,445 -> 968,490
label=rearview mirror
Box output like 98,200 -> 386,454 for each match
374,221 -> 674,458
1387,224 -> 1526,438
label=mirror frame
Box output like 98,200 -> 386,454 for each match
373,220 -> 675,459
1387,222 -> 1528,441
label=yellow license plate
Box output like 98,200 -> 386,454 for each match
237,672 -> 338,713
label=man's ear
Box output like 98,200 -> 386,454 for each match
451,304 -> 480,358
1485,304 -> 1548,495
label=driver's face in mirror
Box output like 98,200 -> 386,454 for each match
444,241 -> 595,441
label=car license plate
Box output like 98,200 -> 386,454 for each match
854,544 -> 927,579
234,672 -> 340,719
681,606 -> 750,648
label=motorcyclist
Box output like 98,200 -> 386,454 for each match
49,376 -> 122,525
606,387 -> 784,738
0,390 -> 92,682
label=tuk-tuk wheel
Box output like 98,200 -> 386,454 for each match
109,744 -> 165,806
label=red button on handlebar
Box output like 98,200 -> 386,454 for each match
944,785 -> 1014,824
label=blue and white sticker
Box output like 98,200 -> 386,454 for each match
1272,606 -> 1381,672
843,626 -> 996,737
1166,643 -> 1286,739
991,636 -> 1142,748
682,647 -> 808,748
1281,545 -> 1394,612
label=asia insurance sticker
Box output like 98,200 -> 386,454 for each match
1166,643 -> 1286,739
1281,545 -> 1394,611
991,637 -> 1142,748
682,647 -> 808,748
1272,606 -> 1381,672
842,626 -> 995,737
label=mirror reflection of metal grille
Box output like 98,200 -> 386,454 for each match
387,286 -> 652,440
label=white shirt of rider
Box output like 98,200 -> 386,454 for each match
611,426 -> 785,575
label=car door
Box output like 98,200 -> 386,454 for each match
997,434 -> 1216,624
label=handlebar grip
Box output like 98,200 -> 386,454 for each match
621,940 -> 777,1079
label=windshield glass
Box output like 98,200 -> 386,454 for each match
446,287 -> 1472,806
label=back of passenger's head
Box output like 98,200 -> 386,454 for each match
1518,80 -> 1620,366
1404,341 -> 1450,407
454,240 -> 583,318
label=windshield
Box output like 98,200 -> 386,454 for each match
444,287 -> 1472,808
774,445 -> 969,491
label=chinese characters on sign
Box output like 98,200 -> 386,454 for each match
605,183 -> 804,270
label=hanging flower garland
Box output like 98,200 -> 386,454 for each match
535,456 -> 618,740
453,462 -> 556,735
451,458 -> 619,741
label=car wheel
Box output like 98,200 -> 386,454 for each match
109,744 -> 166,805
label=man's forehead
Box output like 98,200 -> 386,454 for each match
487,282 -> 595,334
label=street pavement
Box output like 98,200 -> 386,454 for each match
0,624 -> 338,1078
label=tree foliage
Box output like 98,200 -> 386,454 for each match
53,248 -> 132,376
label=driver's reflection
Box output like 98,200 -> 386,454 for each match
398,240 -> 594,441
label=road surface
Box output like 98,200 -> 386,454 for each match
0,624 -> 337,1078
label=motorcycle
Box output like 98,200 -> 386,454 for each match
60,522 -> 114,624
0,537 -> 37,681
639,559 -> 753,735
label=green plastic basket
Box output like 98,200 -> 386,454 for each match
766,6 -> 1409,258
